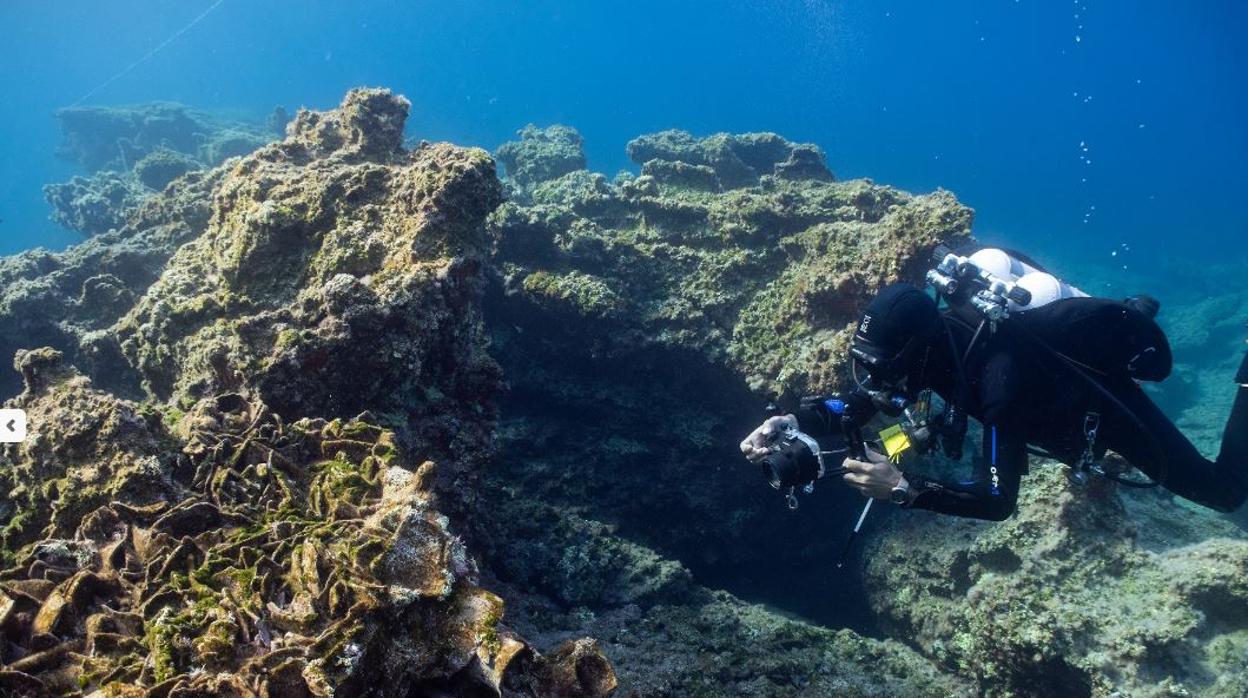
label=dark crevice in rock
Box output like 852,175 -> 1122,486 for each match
476,256 -> 889,635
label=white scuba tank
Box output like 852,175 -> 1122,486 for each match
967,248 -> 1087,312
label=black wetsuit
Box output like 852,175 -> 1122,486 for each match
800,314 -> 1248,521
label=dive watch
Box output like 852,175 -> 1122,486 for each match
889,477 -> 912,506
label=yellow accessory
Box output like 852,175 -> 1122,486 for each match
879,424 -> 912,463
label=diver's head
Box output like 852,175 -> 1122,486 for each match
850,283 -> 942,390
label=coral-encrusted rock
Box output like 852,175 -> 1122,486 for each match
114,88 -> 504,465
492,125 -> 971,398
496,124 -> 588,190
863,465 -> 1248,696
42,171 -> 148,237
625,129 -> 829,189
3,89 -> 613,696
0,348 -> 176,564
54,101 -> 270,173
133,147 -> 200,191
0,359 -> 568,695
1,169 -> 223,399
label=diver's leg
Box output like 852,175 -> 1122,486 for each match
1216,351 -> 1248,470
1100,376 -> 1247,512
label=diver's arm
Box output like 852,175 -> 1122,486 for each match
793,394 -> 878,441
905,424 -> 1025,521
906,351 -> 1027,521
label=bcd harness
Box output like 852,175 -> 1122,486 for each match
923,246 -> 1171,489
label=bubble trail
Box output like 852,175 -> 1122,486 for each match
70,0 -> 226,107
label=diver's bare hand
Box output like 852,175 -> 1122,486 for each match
739,415 -> 798,463
842,448 -> 904,500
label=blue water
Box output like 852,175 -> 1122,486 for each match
2,1 -> 1245,267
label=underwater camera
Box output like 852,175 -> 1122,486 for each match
760,394 -> 871,509
760,426 -> 823,491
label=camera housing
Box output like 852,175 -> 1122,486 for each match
760,428 -> 822,491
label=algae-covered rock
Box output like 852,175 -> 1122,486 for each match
863,464 -> 1248,696
54,101 -> 271,173
2,89 -> 611,696
132,147 -> 200,191
2,169 -> 224,400
0,348 -> 176,568
0,362 -> 565,695
496,124 -> 588,190
625,129 -> 833,189
44,102 -> 272,241
113,88 -> 504,455
1,169 -> 223,400
42,171 -> 148,237
492,125 -> 971,400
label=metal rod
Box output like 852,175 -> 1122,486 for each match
836,499 -> 874,568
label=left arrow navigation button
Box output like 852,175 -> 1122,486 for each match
0,409 -> 27,443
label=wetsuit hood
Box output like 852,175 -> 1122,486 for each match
851,283 -> 943,383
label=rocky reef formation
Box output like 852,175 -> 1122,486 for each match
3,92 -> 1245,696
43,103 -> 274,238
496,125 -> 587,191
54,103 -> 272,174
865,465 -> 1248,696
491,124 -> 968,398
0,90 -> 611,697
480,123 -> 1247,696
477,124 -> 980,693
482,122 -> 969,570
1,169 -> 222,400
625,129 -> 835,190
42,172 -> 150,238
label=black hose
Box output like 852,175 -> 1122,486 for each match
935,294 -> 973,411
962,319 -> 987,366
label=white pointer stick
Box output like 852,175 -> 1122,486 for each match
836,498 -> 874,569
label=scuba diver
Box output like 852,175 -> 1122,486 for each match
740,247 -> 1248,521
